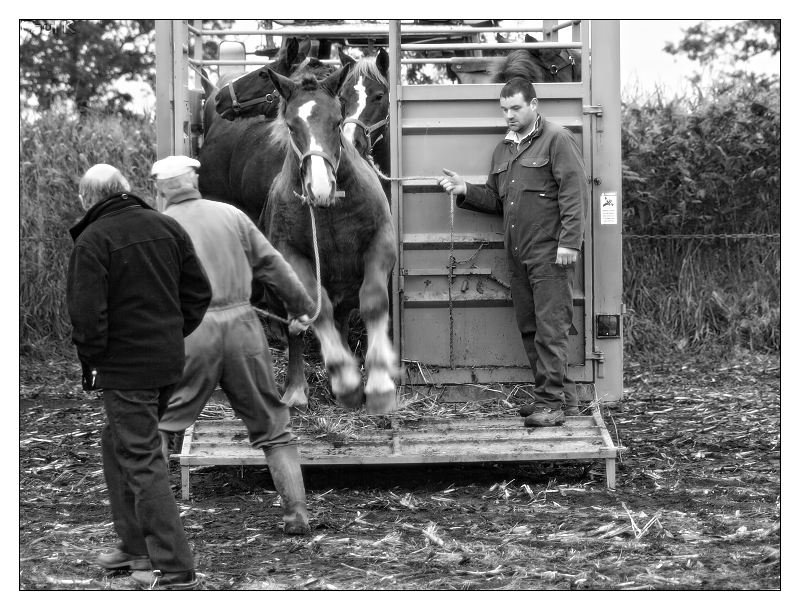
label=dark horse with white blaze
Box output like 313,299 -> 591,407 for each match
198,59 -> 398,414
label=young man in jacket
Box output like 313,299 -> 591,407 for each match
151,156 -> 316,537
438,77 -> 589,427
67,164 -> 211,590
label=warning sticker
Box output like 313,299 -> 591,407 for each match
600,192 -> 618,225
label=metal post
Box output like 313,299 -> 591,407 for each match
589,20 -> 623,401
155,20 -> 174,160
388,20 -> 403,356
155,20 -> 190,159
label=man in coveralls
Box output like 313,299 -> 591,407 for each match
67,164 -> 211,590
151,156 -> 316,536
438,77 -> 589,427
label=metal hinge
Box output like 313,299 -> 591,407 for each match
583,105 -> 603,116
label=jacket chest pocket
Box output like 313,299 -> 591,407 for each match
491,160 -> 510,198
517,156 -> 553,192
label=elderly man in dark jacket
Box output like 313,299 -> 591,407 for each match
66,163 -> 211,590
439,77 -> 589,427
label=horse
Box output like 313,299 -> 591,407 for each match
208,37 -> 306,130
446,34 -> 582,84
201,48 -> 392,220
336,48 -> 391,185
196,52 -> 331,223
493,34 -> 582,83
261,63 -> 398,414
196,58 -> 398,413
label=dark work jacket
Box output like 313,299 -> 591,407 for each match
458,116 -> 589,261
67,192 -> 211,389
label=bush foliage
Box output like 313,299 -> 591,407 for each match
19,76 -> 780,358
621,74 -> 780,354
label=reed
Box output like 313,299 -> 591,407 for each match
20,110 -> 158,356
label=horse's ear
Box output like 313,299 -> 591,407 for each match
524,34 -> 542,57
321,64 -> 353,97
376,48 -> 390,78
285,37 -> 300,65
267,68 -> 295,100
338,49 -> 356,70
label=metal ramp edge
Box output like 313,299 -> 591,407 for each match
178,406 -> 622,499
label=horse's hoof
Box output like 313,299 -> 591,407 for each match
366,390 -> 398,414
283,386 -> 309,412
336,386 -> 364,410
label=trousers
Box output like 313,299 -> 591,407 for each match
102,386 -> 194,573
507,251 -> 578,408
159,303 -> 295,449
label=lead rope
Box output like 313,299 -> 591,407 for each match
367,158 -> 459,368
252,199 -> 323,327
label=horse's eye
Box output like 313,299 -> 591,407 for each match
374,93 -> 384,102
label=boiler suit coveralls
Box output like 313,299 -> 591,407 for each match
159,187 -> 315,449
457,116 -> 589,408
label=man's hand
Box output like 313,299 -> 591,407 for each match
555,247 -> 579,267
288,314 -> 312,336
438,168 -> 467,196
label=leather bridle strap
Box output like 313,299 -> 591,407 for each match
342,115 -> 390,151
548,53 -> 576,77
225,81 -> 278,115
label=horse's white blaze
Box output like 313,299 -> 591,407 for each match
315,322 -> 360,394
342,76 -> 366,144
298,100 -> 331,200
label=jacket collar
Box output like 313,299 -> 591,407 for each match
164,186 -> 202,208
504,114 -> 543,147
69,192 -> 152,241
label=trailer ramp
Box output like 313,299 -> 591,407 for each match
178,408 -> 622,499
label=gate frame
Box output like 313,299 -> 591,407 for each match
154,19 -> 623,401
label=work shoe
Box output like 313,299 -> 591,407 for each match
523,406 -> 566,427
96,549 -> 150,571
264,444 -> 311,535
131,569 -> 200,591
563,405 -> 581,417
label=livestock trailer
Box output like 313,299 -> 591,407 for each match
154,20 -> 623,494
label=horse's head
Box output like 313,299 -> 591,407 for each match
524,34 -> 581,82
338,48 -> 390,159
214,37 -> 305,120
269,62 -> 353,207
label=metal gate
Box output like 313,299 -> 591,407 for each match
155,19 -> 623,402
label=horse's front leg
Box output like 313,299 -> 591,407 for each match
284,252 -> 363,410
360,224 -> 398,414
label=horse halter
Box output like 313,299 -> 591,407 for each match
342,114 -> 390,152
548,52 -> 576,78
220,81 -> 278,117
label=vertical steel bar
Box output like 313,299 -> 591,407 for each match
589,20 -> 623,401
388,20 -> 403,359
155,20 -> 174,160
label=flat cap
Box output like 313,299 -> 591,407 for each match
151,155 -> 201,180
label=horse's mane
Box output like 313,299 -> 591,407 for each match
494,49 -> 543,83
348,55 -> 389,90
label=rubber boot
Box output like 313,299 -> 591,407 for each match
264,444 -> 310,535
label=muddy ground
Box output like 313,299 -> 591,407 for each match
19,348 -> 779,590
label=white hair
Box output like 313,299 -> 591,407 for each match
79,164 -> 130,209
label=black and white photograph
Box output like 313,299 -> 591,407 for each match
18,11 -> 782,595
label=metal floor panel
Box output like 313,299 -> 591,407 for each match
178,407 -> 622,499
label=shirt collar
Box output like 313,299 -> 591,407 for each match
504,114 -> 542,145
